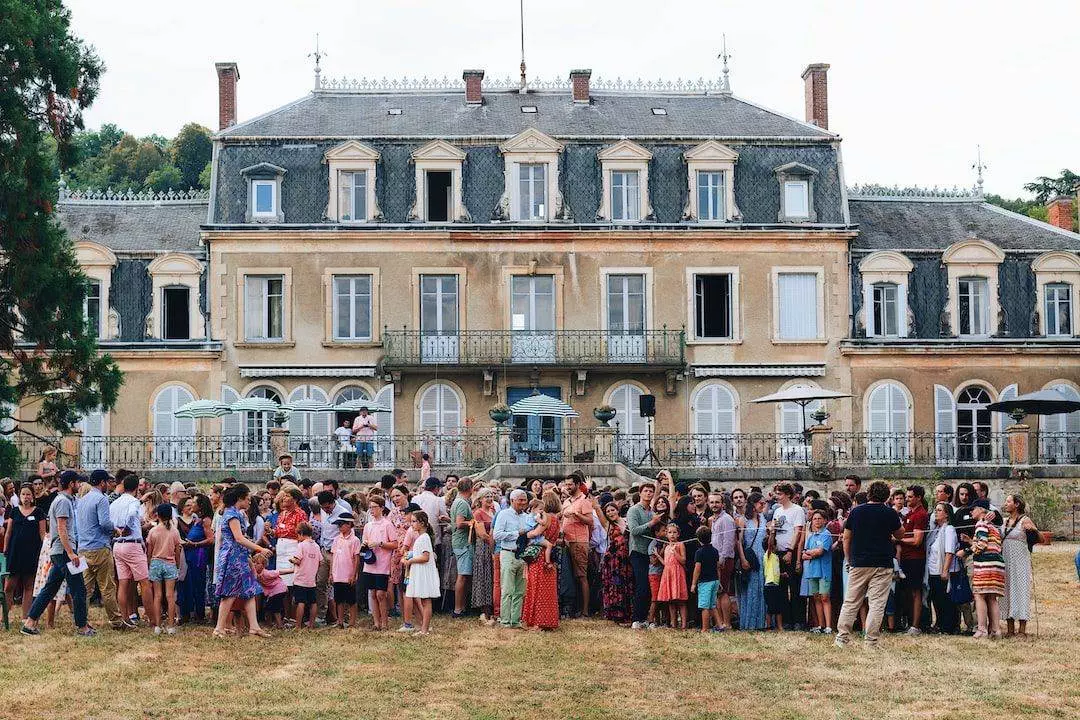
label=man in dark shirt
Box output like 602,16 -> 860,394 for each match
834,480 -> 904,647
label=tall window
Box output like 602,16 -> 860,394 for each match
163,287 -> 190,340
694,274 -> 732,340
338,170 -> 367,222
783,180 -> 810,219
697,171 -> 725,221
333,275 -> 372,341
958,277 -> 989,337
244,275 -> 284,341
777,272 -> 818,340
518,163 -> 546,220
956,386 -> 992,462
866,382 -> 910,462
251,180 -> 276,218
611,171 -> 640,222
84,280 -> 102,337
1045,282 -> 1073,336
871,282 -> 899,337
152,385 -> 196,467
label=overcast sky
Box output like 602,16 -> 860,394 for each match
67,0 -> 1078,198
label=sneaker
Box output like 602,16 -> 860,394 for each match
75,627 -> 97,637
822,627 -> 834,635
833,637 -> 847,648
397,624 -> 416,632
20,625 -> 40,636
166,627 -> 177,636
451,612 -> 465,619
129,613 -> 140,625
907,627 -> 922,636
153,626 -> 162,635
809,627 -> 822,634
631,621 -> 643,630
647,623 -> 660,630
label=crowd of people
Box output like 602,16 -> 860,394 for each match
0,453 -> 1052,643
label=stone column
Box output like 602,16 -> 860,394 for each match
1006,423 -> 1031,466
810,425 -> 833,468
268,426 -> 289,466
593,425 -> 616,464
492,425 -> 510,465
61,431 -> 82,469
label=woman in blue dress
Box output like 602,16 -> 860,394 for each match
213,484 -> 273,638
735,491 -> 767,630
180,494 -> 214,624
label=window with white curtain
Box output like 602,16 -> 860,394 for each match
517,163 -> 546,220
1045,283 -> 1073,336
333,275 -> 372,341
611,170 -> 640,222
244,275 -> 284,341
337,170 -> 367,222
777,272 -> 819,340
783,180 -> 810,219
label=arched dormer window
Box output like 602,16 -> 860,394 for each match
1032,251 -> 1080,337
325,140 -> 381,222
499,128 -> 564,222
74,241 -> 118,339
858,251 -> 914,337
147,253 -> 205,340
685,141 -> 739,222
410,140 -> 467,223
598,139 -> 652,223
942,238 -> 1004,337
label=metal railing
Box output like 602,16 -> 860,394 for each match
11,430 -> 1080,471
382,329 -> 685,367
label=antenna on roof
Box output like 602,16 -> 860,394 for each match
519,0 -> 527,93
972,144 -> 987,197
717,35 -> 733,95
309,33 -> 326,90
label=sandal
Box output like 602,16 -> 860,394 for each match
248,629 -> 273,638
212,630 -> 231,639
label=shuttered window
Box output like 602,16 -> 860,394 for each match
777,272 -> 818,340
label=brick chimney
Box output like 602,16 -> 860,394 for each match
215,62 -> 239,130
801,63 -> 830,130
570,69 -> 592,103
463,69 -> 484,105
1047,196 -> 1075,231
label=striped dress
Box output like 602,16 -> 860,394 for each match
971,520 -> 1005,596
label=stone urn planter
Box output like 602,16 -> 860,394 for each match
489,404 -> 511,426
593,405 -> 617,427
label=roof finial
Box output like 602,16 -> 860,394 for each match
717,35 -> 733,95
972,144 -> 987,197
519,0 -> 528,93
308,33 -> 326,90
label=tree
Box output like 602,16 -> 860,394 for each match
198,160 -> 212,189
145,163 -> 182,192
1023,169 -> 1079,204
168,123 -> 212,189
0,0 -> 123,471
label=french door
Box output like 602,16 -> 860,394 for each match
420,275 -> 459,363
510,275 -> 555,362
607,274 -> 646,362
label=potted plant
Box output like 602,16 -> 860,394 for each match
1021,479 -> 1075,544
488,403 -> 511,426
593,405 -> 617,426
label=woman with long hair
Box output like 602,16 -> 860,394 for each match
520,490 -> 561,630
735,491 -> 766,630
599,501 -> 633,624
213,484 -> 273,638
1001,493 -> 1038,637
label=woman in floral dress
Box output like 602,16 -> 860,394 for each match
387,486 -> 411,615
599,502 -> 633,624
214,484 -> 273,638
521,491 -> 561,630
470,490 -> 496,619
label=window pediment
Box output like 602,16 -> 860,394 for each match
239,162 -> 287,179
74,241 -> 117,268
684,140 -> 739,163
499,128 -> 564,155
148,253 -> 202,276
859,250 -> 913,274
323,140 -> 380,162
773,161 -> 818,177
597,139 -> 652,162
411,139 -> 466,162
1032,251 -> 1080,273
942,238 -> 1005,265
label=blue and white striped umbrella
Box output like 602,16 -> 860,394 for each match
279,398 -> 333,414
509,394 -> 579,418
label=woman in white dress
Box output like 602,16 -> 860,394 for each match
1001,494 -> 1037,637
403,510 -> 440,635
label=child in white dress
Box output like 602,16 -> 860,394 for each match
403,510 -> 440,635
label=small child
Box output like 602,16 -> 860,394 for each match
330,513 -> 362,629
800,509 -> 833,634
763,524 -> 784,631
402,510 -> 440,636
289,522 -> 320,629
656,522 -> 688,630
647,539 -> 665,627
690,525 -> 723,633
252,552 -> 290,629
523,498 -> 554,564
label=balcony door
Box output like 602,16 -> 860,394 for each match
956,386 -> 992,462
511,275 -> 555,363
420,275 -> 458,363
508,386 -> 561,462
607,274 -> 646,362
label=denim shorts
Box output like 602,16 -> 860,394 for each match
454,545 -> 474,575
355,441 -> 374,457
148,558 -> 178,582
806,577 -> 831,596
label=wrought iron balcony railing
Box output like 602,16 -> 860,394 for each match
382,328 -> 686,367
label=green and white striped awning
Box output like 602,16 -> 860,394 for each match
509,394 -> 579,418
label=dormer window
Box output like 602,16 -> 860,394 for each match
684,141 -> 739,222
85,280 -> 102,337
598,139 -> 652,223
957,277 -> 990,337
858,251 -> 913,338
519,163 -> 547,220
942,238 -> 1004,337
325,140 -> 381,222
499,128 -> 564,222
774,162 -> 818,222
410,140 -> 467,223
1032,251 -> 1080,337
240,162 -> 287,223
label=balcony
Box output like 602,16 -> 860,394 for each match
382,329 -> 686,369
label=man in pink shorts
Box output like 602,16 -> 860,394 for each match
109,474 -> 153,626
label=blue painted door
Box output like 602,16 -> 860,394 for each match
508,387 -> 561,462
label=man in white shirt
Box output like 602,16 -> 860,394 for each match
771,482 -> 806,630
109,474 -> 152,627
333,420 -> 353,468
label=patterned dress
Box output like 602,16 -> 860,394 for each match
521,516 -> 560,629
1001,517 -> 1032,620
736,517 -> 766,630
971,519 -> 1005,596
601,523 -> 633,622
388,507 -> 409,586
470,507 -> 494,610
216,507 -> 260,599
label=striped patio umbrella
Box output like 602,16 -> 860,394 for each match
279,398 -> 334,414
509,393 -> 580,418
174,399 -> 233,419
230,397 -> 283,414
336,399 -> 392,413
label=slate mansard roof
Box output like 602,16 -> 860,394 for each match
849,197 -> 1080,252
56,199 -> 207,254
218,90 -> 836,140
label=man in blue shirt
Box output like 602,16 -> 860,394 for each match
78,468 -> 123,629
492,489 -> 530,628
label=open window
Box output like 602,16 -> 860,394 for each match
695,274 -> 732,340
163,287 -> 190,340
425,170 -> 452,222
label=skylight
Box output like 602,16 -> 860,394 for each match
520,106 -> 537,114
387,108 -> 402,116
651,108 -> 668,115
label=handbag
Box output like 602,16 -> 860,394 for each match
734,524 -> 761,583
948,565 -> 973,605
520,543 -> 543,564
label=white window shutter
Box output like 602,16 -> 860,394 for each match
934,384 -> 956,463
612,384 -> 644,435
997,384 -> 1018,433
889,384 -> 909,433
862,280 -> 874,336
221,385 -> 241,436
867,385 -> 889,433
244,277 -> 261,339
715,386 -> 736,434
374,385 -> 394,439
309,387 -> 331,438
694,386 -> 715,435
287,386 -> 307,435
897,283 -> 909,337
440,385 -> 461,428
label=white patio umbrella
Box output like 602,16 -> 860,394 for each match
750,387 -> 852,436
335,399 -> 392,413
174,399 -> 233,419
509,393 -> 580,418
279,398 -> 333,414
230,397 -> 283,414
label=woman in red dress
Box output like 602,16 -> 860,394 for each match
521,491 -> 562,630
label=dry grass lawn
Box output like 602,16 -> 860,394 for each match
0,544 -> 1077,720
